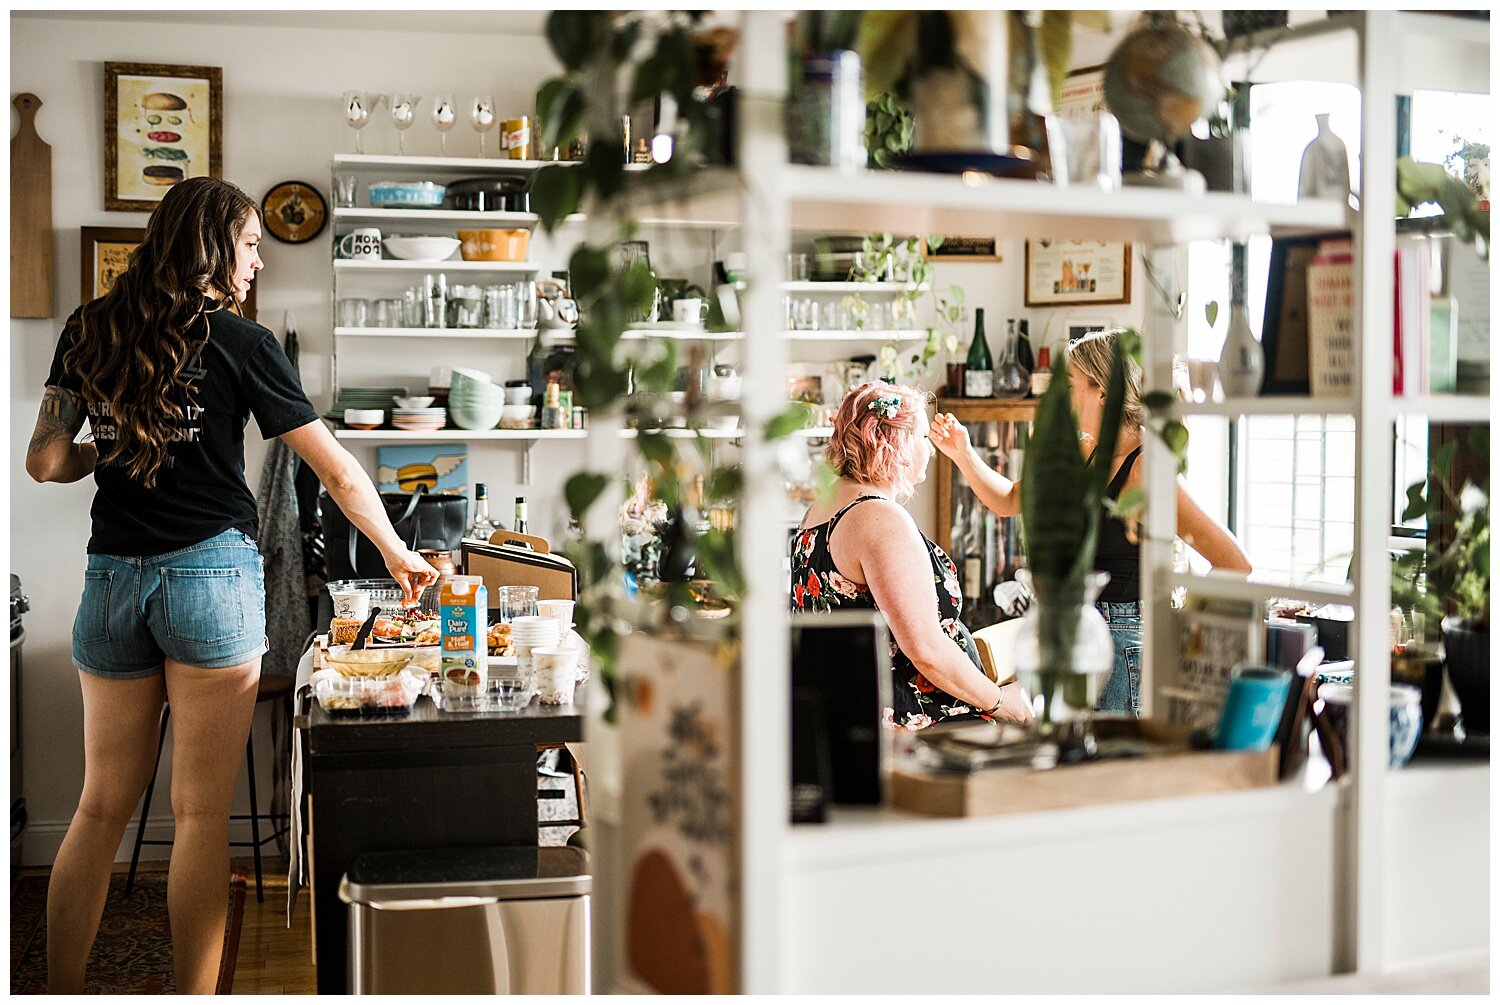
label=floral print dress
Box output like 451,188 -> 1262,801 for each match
789,495 -> 989,730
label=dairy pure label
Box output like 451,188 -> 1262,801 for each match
441,575 -> 488,695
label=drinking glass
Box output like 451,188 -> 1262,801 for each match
786,252 -> 810,282
371,298 -> 403,328
496,585 -> 539,623
388,93 -> 420,154
431,93 -> 456,155
471,95 -> 496,157
515,280 -> 538,329
337,298 -> 369,328
341,91 -> 381,154
333,174 -> 358,208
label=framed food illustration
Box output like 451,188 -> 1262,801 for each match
79,226 -> 144,303
104,61 -> 222,212
262,181 -> 328,244
1024,239 -> 1132,307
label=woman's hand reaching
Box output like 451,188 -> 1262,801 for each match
929,412 -> 971,463
383,548 -> 441,605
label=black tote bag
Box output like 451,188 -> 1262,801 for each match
320,486 -> 468,581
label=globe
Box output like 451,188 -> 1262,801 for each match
1102,17 -> 1223,149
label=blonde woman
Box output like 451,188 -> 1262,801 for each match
790,381 -> 1032,729
930,330 -> 1251,715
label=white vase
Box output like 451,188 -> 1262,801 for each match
1298,113 -> 1351,203
1217,244 -> 1264,397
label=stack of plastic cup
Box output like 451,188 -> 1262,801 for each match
509,615 -> 560,681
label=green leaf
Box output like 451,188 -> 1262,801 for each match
764,402 -> 813,440
565,471 -> 611,522
546,12 -> 603,73
582,139 -> 626,199
1204,301 -> 1220,328
1020,365 -> 1092,584
621,261 -> 657,315
631,53 -> 666,103
531,165 -> 581,231
611,18 -> 641,65
1160,420 -> 1190,456
1402,483 -> 1428,523
1142,390 -> 1175,412
635,430 -> 675,466
536,80 -> 585,151
568,246 -> 612,299
1112,484 -> 1147,520
706,466 -> 742,502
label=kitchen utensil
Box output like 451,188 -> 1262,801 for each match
11,94 -> 53,318
382,235 -> 460,261
336,229 -> 382,260
351,607 -> 382,651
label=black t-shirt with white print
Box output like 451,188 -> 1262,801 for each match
46,303 -> 320,556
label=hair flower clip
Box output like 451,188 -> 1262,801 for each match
867,395 -> 903,420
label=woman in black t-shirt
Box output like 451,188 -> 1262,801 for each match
26,177 -> 438,993
930,330 -> 1252,716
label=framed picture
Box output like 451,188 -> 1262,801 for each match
926,236 -> 1001,262
79,226 -> 256,320
104,61 -> 222,212
1066,318 -> 1113,343
1024,239 -> 1132,307
261,181 -> 328,244
79,226 -> 143,303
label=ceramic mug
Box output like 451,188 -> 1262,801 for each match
336,228 -> 382,260
673,297 -> 707,325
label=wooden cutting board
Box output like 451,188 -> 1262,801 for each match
11,93 -> 54,318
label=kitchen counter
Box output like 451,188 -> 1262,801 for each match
296,646 -> 585,994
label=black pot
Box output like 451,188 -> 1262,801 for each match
1442,617 -> 1489,736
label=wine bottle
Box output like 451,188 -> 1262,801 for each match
994,322 -> 1029,399
465,483 -> 498,543
963,308 -> 993,398
1015,318 -> 1036,372
1030,344 -> 1053,396
513,496 -> 529,536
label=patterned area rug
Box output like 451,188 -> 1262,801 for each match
9,868 -> 247,994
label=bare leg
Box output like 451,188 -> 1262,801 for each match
46,671 -> 167,993
164,656 -> 260,994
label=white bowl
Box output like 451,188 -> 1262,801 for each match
343,408 -> 385,428
381,236 -> 460,261
393,395 -> 435,409
504,386 -> 533,405
449,366 -> 493,384
501,404 -> 537,422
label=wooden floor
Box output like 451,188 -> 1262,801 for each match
228,857 -> 316,995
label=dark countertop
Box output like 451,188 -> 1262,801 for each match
307,685 -> 586,754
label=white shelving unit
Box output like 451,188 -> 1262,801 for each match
332,428 -> 586,442
333,258 -> 542,275
695,10 -> 1488,995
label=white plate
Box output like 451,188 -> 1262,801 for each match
626,321 -> 706,332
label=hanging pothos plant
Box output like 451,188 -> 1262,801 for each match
532,11 -> 806,720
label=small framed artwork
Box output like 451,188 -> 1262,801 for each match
926,236 -> 1001,262
80,226 -> 144,303
1066,318 -> 1113,343
261,181 -> 328,244
104,61 -> 222,212
79,226 -> 256,320
1024,239 -> 1132,307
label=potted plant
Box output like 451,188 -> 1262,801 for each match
1394,428 -> 1489,735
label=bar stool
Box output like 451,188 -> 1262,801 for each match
537,742 -> 587,832
124,674 -> 296,902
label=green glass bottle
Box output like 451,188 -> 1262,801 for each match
963,308 -> 993,397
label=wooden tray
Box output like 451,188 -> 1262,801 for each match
889,719 -> 1278,818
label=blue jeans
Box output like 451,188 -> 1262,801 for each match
72,529 -> 268,679
1094,600 -> 1142,716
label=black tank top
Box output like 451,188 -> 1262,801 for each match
1094,446 -> 1142,604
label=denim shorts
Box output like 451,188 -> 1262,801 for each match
72,528 -> 268,679
1094,599 -> 1142,717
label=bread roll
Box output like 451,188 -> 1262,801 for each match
330,617 -> 363,646
142,92 -> 187,111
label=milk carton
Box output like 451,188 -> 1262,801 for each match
440,575 -> 488,695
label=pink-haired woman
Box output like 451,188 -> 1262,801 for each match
790,381 -> 1032,729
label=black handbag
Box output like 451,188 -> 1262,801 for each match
320,486 -> 469,581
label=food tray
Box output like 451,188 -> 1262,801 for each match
314,668 -> 427,718
325,578 -> 433,608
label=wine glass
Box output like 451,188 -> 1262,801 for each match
470,94 -> 496,157
342,91 -> 382,154
388,93 -> 420,155
431,93 -> 456,155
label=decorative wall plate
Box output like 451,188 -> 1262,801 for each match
261,180 -> 328,244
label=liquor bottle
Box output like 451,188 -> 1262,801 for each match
465,483 -> 499,543
1217,242 -> 1264,397
1015,318 -> 1036,372
962,501 -> 983,604
541,380 -> 563,429
994,323 -> 1029,399
1029,344 -> 1053,397
513,496 -> 529,536
963,308 -> 993,398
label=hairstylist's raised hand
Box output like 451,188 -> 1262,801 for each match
384,548 -> 440,605
928,412 -> 971,463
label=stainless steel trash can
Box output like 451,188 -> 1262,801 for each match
340,846 -> 590,994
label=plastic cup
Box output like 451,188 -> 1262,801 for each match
496,586 -> 540,623
531,646 -> 579,704
536,600 -> 575,640
330,589 -> 371,620
487,670 -> 534,712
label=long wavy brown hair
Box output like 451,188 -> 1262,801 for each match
64,177 -> 258,487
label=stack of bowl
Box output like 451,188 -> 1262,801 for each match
448,367 -> 505,430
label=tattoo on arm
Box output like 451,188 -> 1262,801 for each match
28,387 -> 88,459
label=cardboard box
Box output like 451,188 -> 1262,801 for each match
889,719 -> 1278,818
461,538 -> 577,602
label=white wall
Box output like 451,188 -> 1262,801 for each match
9,11 -> 561,864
